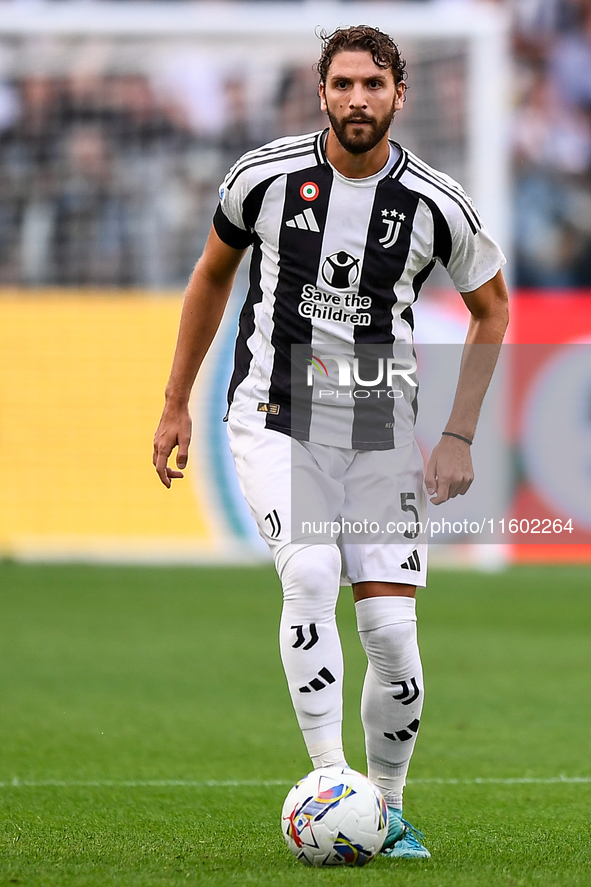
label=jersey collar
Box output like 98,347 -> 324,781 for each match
316,129 -> 408,182
389,141 -> 408,180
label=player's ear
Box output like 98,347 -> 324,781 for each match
318,81 -> 327,112
394,80 -> 406,112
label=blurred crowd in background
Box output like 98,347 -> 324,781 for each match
1,0 -> 591,288
513,0 -> 591,286
0,56 -> 326,286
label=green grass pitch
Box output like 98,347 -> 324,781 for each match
0,561 -> 590,886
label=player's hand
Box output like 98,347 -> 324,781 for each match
153,402 -> 192,488
425,435 -> 474,505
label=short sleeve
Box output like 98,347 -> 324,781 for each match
444,196 -> 506,293
213,167 -> 254,249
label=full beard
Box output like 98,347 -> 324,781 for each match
326,103 -> 396,155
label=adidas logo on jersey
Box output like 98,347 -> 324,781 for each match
286,207 -> 320,232
400,549 -> 421,572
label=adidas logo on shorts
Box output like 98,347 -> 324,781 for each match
400,549 -> 421,572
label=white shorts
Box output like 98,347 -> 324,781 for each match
227,411 -> 428,587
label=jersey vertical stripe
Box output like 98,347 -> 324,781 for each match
268,164 -> 334,438
226,176 -> 281,410
228,176 -> 287,420
351,177 -> 422,449
306,170 -> 375,447
226,237 -> 264,413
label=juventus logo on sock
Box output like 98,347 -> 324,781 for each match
264,509 -> 281,538
298,667 -> 336,693
384,718 -> 421,742
390,677 -> 420,705
400,549 -> 421,571
291,624 -> 319,650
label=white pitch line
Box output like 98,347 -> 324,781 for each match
409,776 -> 591,785
1,776 -> 591,788
1,779 -> 292,788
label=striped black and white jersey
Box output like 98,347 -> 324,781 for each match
214,129 -> 505,450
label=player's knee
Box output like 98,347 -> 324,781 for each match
277,544 -> 341,620
361,621 -> 422,684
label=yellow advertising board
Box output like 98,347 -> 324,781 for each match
0,291 -> 262,562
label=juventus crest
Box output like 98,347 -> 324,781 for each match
379,208 -> 406,249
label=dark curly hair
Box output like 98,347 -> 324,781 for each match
316,25 -> 407,87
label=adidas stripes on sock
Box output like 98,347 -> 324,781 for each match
355,596 -> 424,808
277,544 -> 347,769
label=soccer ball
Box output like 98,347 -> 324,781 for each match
281,766 -> 388,867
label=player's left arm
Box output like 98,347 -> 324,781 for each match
425,268 -> 509,505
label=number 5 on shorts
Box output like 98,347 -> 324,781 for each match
400,492 -> 420,539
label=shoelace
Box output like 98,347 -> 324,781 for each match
400,817 -> 426,847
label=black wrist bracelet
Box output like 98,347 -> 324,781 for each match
442,431 -> 473,445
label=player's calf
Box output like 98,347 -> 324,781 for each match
277,544 -> 347,769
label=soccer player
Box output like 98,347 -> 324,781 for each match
153,25 -> 509,859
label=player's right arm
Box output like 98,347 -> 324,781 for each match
153,227 -> 246,487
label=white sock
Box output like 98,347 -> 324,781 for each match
355,596 -> 424,809
306,732 -> 348,770
277,544 -> 347,769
